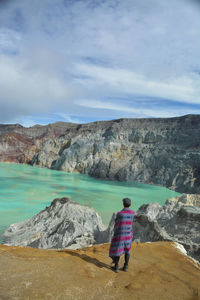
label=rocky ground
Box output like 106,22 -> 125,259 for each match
0,242 -> 199,300
0,114 -> 200,193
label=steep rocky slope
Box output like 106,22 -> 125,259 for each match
0,114 -> 200,193
0,242 -> 199,300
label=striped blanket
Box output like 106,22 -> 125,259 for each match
109,207 -> 135,257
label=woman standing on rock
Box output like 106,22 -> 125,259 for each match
109,198 -> 135,273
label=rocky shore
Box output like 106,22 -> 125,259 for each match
0,114 -> 200,193
3,194 -> 200,262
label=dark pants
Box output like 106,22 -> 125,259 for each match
114,252 -> 130,268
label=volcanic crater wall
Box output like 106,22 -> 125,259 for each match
0,115 -> 200,193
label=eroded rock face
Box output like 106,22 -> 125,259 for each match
49,115 -> 200,193
133,194 -> 200,261
0,114 -> 200,193
2,197 -> 104,249
0,122 -> 76,164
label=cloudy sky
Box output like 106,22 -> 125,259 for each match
0,0 -> 200,126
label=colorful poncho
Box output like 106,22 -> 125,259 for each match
109,207 -> 135,257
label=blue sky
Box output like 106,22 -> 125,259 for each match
0,0 -> 200,126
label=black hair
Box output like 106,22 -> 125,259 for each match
123,197 -> 131,207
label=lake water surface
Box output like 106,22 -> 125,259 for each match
0,162 -> 180,239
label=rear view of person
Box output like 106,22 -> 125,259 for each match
109,198 -> 135,273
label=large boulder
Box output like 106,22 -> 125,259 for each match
133,194 -> 200,261
2,197 -> 105,249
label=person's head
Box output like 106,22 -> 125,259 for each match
122,197 -> 131,208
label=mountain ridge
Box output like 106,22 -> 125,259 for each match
0,114 -> 200,193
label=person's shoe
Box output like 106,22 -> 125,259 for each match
111,266 -> 119,273
123,265 -> 128,272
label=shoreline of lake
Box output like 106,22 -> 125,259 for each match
0,162 -> 181,240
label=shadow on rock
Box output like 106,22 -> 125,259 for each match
58,250 -> 111,270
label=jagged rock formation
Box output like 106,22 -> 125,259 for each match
0,115 -> 200,193
2,197 -> 105,249
133,194 -> 200,261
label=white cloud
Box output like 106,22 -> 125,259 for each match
54,113 -> 84,124
75,64 -> 200,104
0,28 -> 21,52
0,0 -> 200,123
77,98 -> 198,119
0,54 -> 72,117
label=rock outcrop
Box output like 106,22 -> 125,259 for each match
0,114 -> 200,193
2,197 -> 105,249
133,194 -> 200,261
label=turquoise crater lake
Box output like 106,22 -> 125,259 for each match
0,162 -> 180,240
